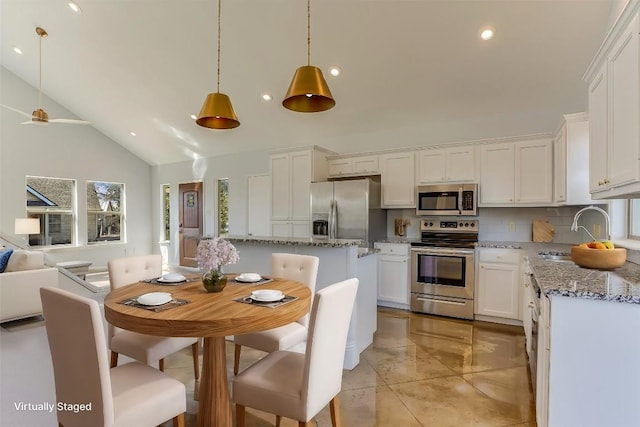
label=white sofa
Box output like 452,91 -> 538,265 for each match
0,249 -> 59,322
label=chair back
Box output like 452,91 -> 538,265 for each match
40,287 -> 114,427
107,254 -> 162,342
271,253 -> 319,327
302,278 -> 358,419
107,254 -> 162,289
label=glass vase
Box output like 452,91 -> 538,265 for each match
202,268 -> 227,293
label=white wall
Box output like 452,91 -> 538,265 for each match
151,151 -> 270,267
0,67 -> 152,267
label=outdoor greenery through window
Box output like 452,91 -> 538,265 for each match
218,179 -> 229,235
629,199 -> 640,239
87,181 -> 124,244
26,176 -> 75,246
163,185 -> 171,241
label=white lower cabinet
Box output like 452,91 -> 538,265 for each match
475,248 -> 521,321
522,259 -> 535,357
270,221 -> 310,238
536,292 -> 550,427
374,242 -> 410,308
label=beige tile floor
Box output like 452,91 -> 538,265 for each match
161,308 -> 536,427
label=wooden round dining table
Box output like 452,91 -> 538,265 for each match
104,275 -> 311,427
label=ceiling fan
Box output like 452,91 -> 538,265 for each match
1,27 -> 91,125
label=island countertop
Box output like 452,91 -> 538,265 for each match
479,241 -> 640,305
223,235 -> 363,248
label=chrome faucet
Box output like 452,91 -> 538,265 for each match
570,205 -> 610,241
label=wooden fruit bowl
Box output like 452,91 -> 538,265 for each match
571,246 -> 626,270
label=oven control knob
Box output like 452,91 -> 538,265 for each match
459,222 -> 463,227
429,222 -> 434,227
470,223 -> 475,227
465,222 -> 469,227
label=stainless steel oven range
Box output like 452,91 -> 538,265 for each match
410,219 -> 478,320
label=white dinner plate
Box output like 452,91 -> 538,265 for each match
251,289 -> 284,302
137,292 -> 173,306
157,273 -> 186,283
236,274 -> 262,283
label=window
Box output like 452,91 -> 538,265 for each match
26,176 -> 75,246
162,185 -> 170,241
629,199 -> 640,239
87,181 -> 124,243
218,179 -> 229,235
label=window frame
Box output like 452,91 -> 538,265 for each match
86,180 -> 125,245
26,176 -> 76,247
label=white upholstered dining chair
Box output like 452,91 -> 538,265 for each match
232,277 -> 359,427
40,287 -> 186,427
107,254 -> 199,378
233,253 -> 320,375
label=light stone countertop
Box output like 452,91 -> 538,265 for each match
478,241 -> 640,305
224,235 -> 363,248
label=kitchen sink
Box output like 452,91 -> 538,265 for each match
538,252 -> 573,262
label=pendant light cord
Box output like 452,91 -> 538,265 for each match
38,31 -> 43,108
217,0 -> 221,93
307,0 -> 311,66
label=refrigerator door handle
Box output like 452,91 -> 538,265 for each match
330,200 -> 337,239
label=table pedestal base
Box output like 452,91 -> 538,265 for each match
198,337 -> 232,427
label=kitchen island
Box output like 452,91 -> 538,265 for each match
222,236 -> 377,369
523,244 -> 640,427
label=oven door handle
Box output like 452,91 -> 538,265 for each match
458,187 -> 463,214
411,247 -> 474,256
415,296 -> 467,306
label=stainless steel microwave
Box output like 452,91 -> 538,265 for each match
415,183 -> 478,216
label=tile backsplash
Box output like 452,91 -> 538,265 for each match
386,205 -> 609,244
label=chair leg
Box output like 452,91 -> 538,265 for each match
276,414 -> 282,427
235,404 -> 246,427
159,358 -> 165,372
233,344 -> 242,375
298,421 -> 312,427
110,351 -> 118,368
192,342 -> 200,380
172,413 -> 185,427
330,395 -> 342,427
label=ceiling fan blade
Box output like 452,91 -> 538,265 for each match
1,104 -> 36,119
49,118 -> 92,125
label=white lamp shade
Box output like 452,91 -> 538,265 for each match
15,218 -> 40,235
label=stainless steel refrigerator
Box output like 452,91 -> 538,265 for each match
310,177 -> 387,244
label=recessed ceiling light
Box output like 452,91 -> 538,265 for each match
329,66 -> 342,77
480,26 -> 495,41
68,1 -> 83,14
129,131 -> 136,136
190,114 -> 197,120
13,47 -> 23,55
261,93 -> 272,102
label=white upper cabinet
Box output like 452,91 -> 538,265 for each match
480,139 -> 552,205
554,113 -> 593,205
479,142 -> 515,204
380,151 -> 415,208
327,155 -> 379,177
417,146 -> 476,183
589,62 -> 609,193
516,139 -> 553,204
327,158 -> 353,177
270,147 -> 330,236
585,8 -> 640,198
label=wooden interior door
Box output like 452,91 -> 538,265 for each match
179,182 -> 203,267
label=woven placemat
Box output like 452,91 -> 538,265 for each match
233,295 -> 297,309
143,277 -> 200,286
119,297 -> 190,312
232,276 -> 274,286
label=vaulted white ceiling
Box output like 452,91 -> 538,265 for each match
0,0 -> 613,166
